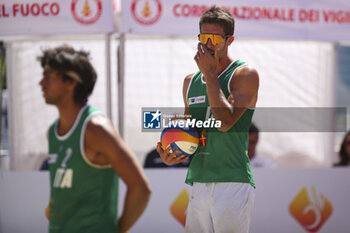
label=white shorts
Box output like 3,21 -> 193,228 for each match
185,182 -> 255,233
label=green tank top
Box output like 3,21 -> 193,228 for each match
185,60 -> 255,188
48,105 -> 119,233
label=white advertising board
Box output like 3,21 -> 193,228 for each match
121,0 -> 350,41
1,168 -> 350,233
0,0 -> 114,36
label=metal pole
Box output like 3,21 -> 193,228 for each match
117,34 -> 125,137
5,42 -> 14,170
105,33 -> 112,120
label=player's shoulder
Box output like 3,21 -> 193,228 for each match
183,73 -> 195,87
230,63 -> 259,91
88,113 -> 109,125
85,114 -> 114,138
184,73 -> 195,82
236,65 -> 259,80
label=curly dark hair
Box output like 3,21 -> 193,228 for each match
199,6 -> 235,36
334,130 -> 350,166
37,44 -> 97,105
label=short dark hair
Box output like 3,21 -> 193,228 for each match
37,44 -> 97,105
199,6 -> 235,36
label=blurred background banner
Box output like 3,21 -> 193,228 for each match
121,0 -> 350,40
1,169 -> 350,233
0,0 -> 114,36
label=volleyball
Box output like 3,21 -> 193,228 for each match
160,123 -> 199,157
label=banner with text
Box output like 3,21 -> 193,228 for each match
121,0 -> 350,41
0,0 -> 114,36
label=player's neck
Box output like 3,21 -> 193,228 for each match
216,56 -> 234,75
56,103 -> 84,136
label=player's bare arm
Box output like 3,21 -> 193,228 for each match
156,73 -> 193,165
195,42 -> 259,132
183,73 -> 193,117
207,65 -> 259,132
84,115 -> 151,233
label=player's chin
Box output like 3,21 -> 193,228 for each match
44,98 -> 54,105
42,93 -> 49,101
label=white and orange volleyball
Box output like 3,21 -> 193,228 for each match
160,123 -> 199,157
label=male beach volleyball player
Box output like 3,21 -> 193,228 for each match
157,7 -> 259,233
38,45 -> 151,233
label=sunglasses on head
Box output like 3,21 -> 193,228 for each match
198,33 -> 229,46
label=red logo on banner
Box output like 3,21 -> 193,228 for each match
71,0 -> 102,25
131,0 -> 162,25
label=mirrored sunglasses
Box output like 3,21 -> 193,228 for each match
198,33 -> 226,46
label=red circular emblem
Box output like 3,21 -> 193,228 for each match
131,0 -> 162,25
71,0 -> 103,25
